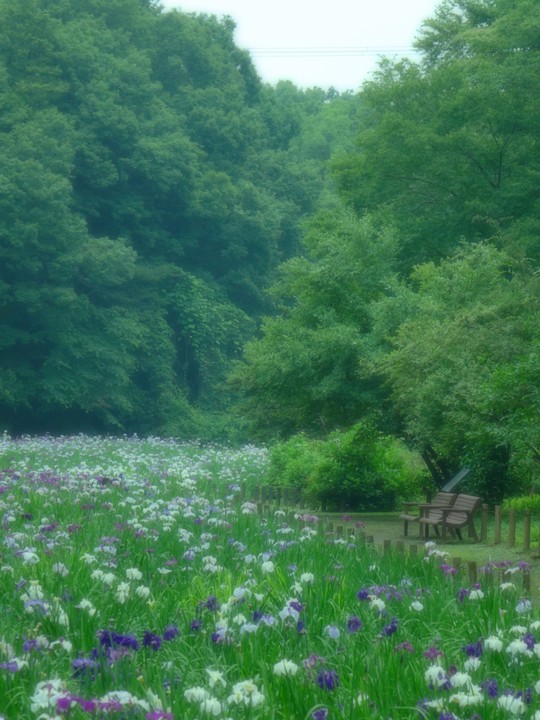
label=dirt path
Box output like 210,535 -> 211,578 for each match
320,511 -> 540,600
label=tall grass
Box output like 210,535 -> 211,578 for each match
0,434 -> 538,719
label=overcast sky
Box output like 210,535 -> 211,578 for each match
159,0 -> 441,91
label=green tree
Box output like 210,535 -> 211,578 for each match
1,0 -> 354,436
332,0 -> 540,268
230,209 -> 398,439
375,243 -> 540,501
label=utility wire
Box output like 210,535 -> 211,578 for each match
247,45 -> 419,57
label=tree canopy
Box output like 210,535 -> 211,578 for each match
232,0 -> 540,499
0,0 -> 359,436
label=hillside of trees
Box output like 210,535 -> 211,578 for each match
0,0 -> 359,436
1,0 -> 538,501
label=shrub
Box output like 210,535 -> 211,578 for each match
502,493 -> 540,515
267,421 -> 428,511
266,434 -> 325,489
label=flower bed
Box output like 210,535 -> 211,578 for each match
0,434 -> 538,719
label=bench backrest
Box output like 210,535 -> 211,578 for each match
431,491 -> 457,507
450,494 -> 482,514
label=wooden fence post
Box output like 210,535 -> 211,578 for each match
481,504 -> 489,542
383,539 -> 392,554
253,484 -> 260,503
523,509 -> 531,552
508,508 -> 516,547
468,561 -> 477,583
494,506 -> 502,544
396,540 -> 404,554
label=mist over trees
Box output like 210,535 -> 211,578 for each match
1,0 -> 538,500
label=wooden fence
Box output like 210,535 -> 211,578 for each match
245,483 -> 540,556
240,485 -> 534,591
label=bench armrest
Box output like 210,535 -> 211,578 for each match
402,501 -> 421,512
417,503 -> 453,510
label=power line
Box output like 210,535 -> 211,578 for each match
247,45 -> 420,57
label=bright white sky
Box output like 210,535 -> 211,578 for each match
159,0 -> 441,91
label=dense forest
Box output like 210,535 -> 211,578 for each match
1,0 -> 538,501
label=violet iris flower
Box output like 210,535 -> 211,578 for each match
317,668 -> 339,691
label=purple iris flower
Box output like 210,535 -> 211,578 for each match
481,677 -> 499,698
24,599 -> 49,614
163,625 -> 179,641
56,696 -> 73,712
423,646 -> 444,660
142,630 -> 162,651
0,661 -> 18,672
98,630 -> 139,652
439,564 -> 457,576
40,522 -> 59,532
462,640 -> 483,657
190,619 -> 202,632
317,668 -> 340,691
203,595 -> 220,612
112,632 -> 139,651
347,616 -> 362,634
382,617 -> 399,636
312,709 -> 329,720
71,657 -> 99,679
22,637 -> 41,653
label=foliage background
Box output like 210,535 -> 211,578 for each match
1,0 -> 539,505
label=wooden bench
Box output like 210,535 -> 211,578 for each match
419,493 -> 482,542
400,491 -> 457,537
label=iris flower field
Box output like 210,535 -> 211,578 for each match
0,434 -> 539,720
